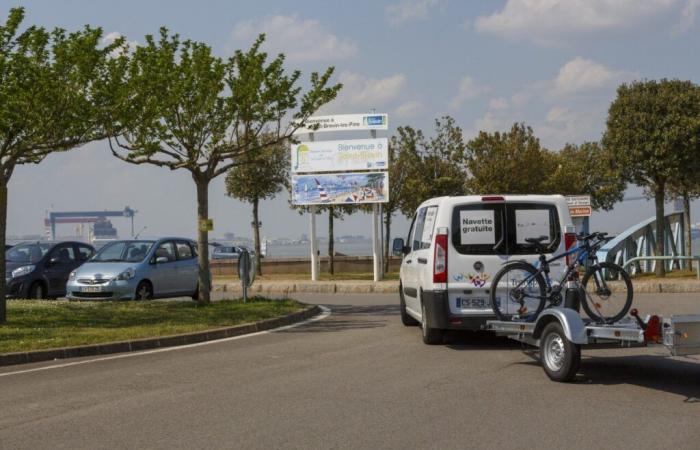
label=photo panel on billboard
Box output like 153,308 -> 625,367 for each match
291,172 -> 389,205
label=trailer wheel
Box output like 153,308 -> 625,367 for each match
540,322 -> 580,382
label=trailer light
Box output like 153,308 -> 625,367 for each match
450,318 -> 462,325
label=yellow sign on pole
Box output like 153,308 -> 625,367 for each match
199,218 -> 213,231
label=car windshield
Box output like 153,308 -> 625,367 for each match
6,243 -> 52,263
91,240 -> 155,263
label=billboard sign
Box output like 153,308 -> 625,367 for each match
291,138 -> 388,173
291,172 -> 389,205
293,113 -> 388,134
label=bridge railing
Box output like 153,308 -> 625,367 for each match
596,211 -> 686,276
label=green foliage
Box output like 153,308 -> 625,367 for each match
464,123 -> 552,195
0,7 -> 118,180
544,142 -> 626,211
400,117 -> 465,215
225,137 -> 289,203
603,79 -> 700,190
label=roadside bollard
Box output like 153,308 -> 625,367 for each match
237,249 -> 256,303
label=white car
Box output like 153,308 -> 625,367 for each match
393,195 -> 575,344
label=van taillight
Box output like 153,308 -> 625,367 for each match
434,233 -> 448,283
481,196 -> 504,202
565,232 -> 576,265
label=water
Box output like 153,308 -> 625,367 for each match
265,242 -> 374,258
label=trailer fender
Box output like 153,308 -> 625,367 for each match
532,308 -> 588,345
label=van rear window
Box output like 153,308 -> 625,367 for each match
451,202 -> 561,255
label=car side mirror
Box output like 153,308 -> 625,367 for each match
155,256 -> 168,264
392,238 -> 407,257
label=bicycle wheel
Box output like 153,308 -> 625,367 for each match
581,262 -> 633,323
490,262 -> 547,322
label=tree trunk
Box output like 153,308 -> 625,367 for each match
0,182 -> 6,323
384,209 -> 391,274
328,207 -> 334,275
654,183 -> 666,277
683,191 -> 692,271
252,198 -> 262,276
195,179 -> 212,303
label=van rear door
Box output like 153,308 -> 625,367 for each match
447,202 -> 508,316
447,200 -> 565,318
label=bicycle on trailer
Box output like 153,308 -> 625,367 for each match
489,232 -> 633,324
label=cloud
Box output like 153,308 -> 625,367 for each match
230,15 -> 358,62
325,71 -> 407,111
395,100 -> 423,118
552,57 -> 635,96
474,0 -> 695,44
450,76 -> 490,109
385,0 -> 446,26
674,0 -> 700,33
488,97 -> 509,110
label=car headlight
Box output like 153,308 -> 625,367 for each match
69,271 -> 77,281
11,265 -> 35,278
116,268 -> 135,281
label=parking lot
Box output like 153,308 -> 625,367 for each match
0,292 -> 698,449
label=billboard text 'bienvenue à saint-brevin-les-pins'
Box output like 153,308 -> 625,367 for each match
291,114 -> 389,205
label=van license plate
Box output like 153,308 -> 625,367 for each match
81,286 -> 103,293
457,297 -> 499,309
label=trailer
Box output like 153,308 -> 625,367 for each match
486,306 -> 700,382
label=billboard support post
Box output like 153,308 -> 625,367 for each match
310,206 -> 319,281
372,204 -> 381,282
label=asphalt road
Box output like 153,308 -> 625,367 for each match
1,293 -> 699,449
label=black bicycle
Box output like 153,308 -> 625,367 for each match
489,232 -> 633,323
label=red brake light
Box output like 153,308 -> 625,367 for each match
433,233 -> 448,283
481,196 -> 504,202
565,232 -> 576,266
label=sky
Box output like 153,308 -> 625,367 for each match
5,0 -> 700,242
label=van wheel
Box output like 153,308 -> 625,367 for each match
28,282 -> 46,300
135,281 -> 153,301
399,284 -> 418,326
421,301 -> 444,345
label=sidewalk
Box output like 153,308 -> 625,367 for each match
214,278 -> 700,295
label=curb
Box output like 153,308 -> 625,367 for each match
0,304 -> 321,368
214,279 -> 700,294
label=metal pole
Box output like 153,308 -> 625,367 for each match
372,204 -> 381,281
379,203 -> 384,274
310,206 -> 319,281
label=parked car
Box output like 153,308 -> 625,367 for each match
393,195 -> 574,344
66,238 -> 201,300
211,245 -> 248,260
5,241 -> 95,299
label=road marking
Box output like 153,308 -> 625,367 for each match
0,305 -> 331,378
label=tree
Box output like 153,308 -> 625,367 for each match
464,123 -> 553,195
603,79 -> 700,277
544,142 -> 626,211
108,30 -> 340,303
380,127 -> 420,272
225,137 -> 289,276
400,117 -> 464,214
0,8 -> 119,322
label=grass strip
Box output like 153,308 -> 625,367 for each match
0,297 -> 303,354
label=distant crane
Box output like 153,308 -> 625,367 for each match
45,207 -> 137,240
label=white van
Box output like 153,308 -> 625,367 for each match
393,195 -> 575,344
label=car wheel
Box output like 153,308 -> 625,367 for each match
28,282 -> 46,300
135,281 -> 153,301
421,297 -> 444,345
191,283 -> 199,301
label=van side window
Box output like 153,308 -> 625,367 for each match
412,207 -> 427,251
419,206 -> 438,249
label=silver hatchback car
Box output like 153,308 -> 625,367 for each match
66,238 -> 200,300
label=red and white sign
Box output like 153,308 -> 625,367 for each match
569,206 -> 592,217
